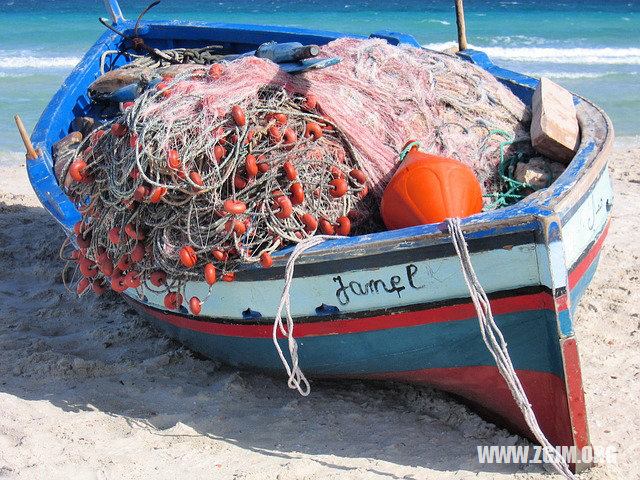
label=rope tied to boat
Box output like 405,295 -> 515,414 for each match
446,217 -> 578,480
272,235 -> 343,395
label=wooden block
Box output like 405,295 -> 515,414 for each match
530,77 -> 580,164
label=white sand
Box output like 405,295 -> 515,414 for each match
0,141 -> 637,479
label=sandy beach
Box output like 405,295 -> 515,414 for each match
0,139 -> 637,479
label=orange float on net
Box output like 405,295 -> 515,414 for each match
222,272 -> 235,282
117,255 -> 132,271
111,124 -> 127,137
212,249 -> 228,262
167,149 -> 180,169
302,94 -> 317,110
134,185 -> 149,202
225,219 -> 246,236
125,270 -> 142,289
319,218 -> 335,235
164,292 -> 183,310
99,257 -> 114,277
232,106 -> 246,127
108,227 -> 121,244
223,199 -> 247,215
282,161 -> 297,181
150,270 -> 167,287
289,183 -> 304,205
329,178 -> 348,198
69,160 -> 88,182
213,145 -> 226,163
260,252 -> 273,268
110,273 -> 128,293
189,297 -> 202,316
208,63 -> 224,80
180,246 -> 197,268
273,194 -> 292,219
130,242 -> 145,263
381,143 -> 483,229
189,171 -> 204,189
234,175 -> 247,190
149,186 -> 166,203
125,223 -> 144,240
268,126 -> 282,143
245,155 -> 258,177
304,122 -> 322,141
283,128 -> 297,148
204,263 -> 217,285
336,216 -> 351,236
76,231 -> 91,249
129,134 -> 138,148
301,213 -> 317,234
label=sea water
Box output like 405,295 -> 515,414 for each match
0,0 -> 638,157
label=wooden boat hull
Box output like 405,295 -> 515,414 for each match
26,11 -> 614,471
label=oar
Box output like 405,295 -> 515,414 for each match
14,115 -> 40,160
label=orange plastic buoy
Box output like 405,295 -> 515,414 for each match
302,94 -> 317,110
289,183 -> 304,205
164,292 -> 183,310
189,297 -> 202,315
301,213 -> 317,234
232,106 -> 245,126
260,252 -> 273,268
167,149 -> 180,169
149,186 -> 167,203
108,227 -> 121,244
208,63 -> 224,80
150,270 -> 167,287
336,216 -> 351,236
69,160 -> 88,182
125,223 -> 144,240
111,124 -> 127,137
319,218 -> 335,235
77,277 -> 91,295
130,242 -> 145,263
381,143 -> 483,229
245,155 -> 258,177
223,199 -> 247,215
213,145 -> 226,163
212,249 -> 228,262
328,178 -> 347,198
204,263 -> 217,285
282,161 -> 297,181
180,246 -> 197,267
125,270 -> 141,289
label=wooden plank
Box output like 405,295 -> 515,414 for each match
531,77 -> 580,163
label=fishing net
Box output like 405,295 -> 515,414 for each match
63,38 -> 537,309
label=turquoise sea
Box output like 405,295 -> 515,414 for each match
1,0 -> 638,156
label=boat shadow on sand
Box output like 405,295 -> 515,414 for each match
0,201 -> 549,476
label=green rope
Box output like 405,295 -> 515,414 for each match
482,129 -> 537,211
398,141 -> 421,162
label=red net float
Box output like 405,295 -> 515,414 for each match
232,106 -> 246,126
149,186 -> 167,203
302,94 -> 317,110
245,155 -> 258,177
329,178 -> 348,198
76,231 -> 91,249
272,194 -> 292,219
79,258 -> 97,278
150,270 -> 167,287
167,149 -> 180,169
130,243 -> 145,263
289,183 -> 304,205
212,249 -> 228,262
282,161 -> 297,181
111,124 -> 127,137
283,128 -> 297,149
223,199 -> 247,215
180,246 -> 197,267
189,297 -> 202,315
134,185 -> 149,202
204,263 -> 217,285
222,272 -> 235,282
336,216 -> 351,235
116,254 -> 132,271
125,270 -> 141,289
225,219 -> 246,236
319,218 -> 335,235
208,63 -> 223,80
213,145 -> 226,163
92,280 -> 107,295
124,223 -> 144,240
110,273 -> 128,293
268,126 -> 282,143
301,213 -> 318,234
304,122 -> 322,141
99,257 -> 114,277
260,252 -> 273,268
189,171 -> 204,190
69,160 -> 88,182
164,292 -> 183,310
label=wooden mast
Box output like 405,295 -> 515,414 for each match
14,115 -> 39,160
454,0 -> 468,51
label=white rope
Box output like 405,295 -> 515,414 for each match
273,235 -> 342,396
446,217 -> 578,480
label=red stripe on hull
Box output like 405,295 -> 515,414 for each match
568,219 -> 610,290
355,366 -> 574,449
129,291 -> 555,338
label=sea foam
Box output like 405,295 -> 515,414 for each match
423,42 -> 640,65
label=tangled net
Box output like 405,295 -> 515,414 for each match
63,38 -> 538,312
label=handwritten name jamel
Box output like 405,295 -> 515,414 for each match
332,264 -> 425,305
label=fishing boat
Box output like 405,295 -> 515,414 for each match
25,0 -> 613,472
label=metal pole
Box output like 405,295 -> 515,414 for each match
454,0 -> 468,51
